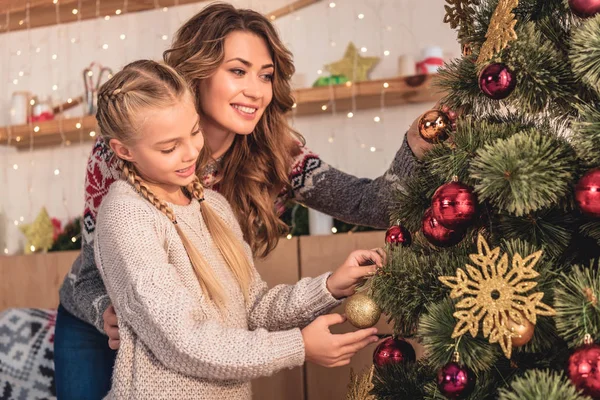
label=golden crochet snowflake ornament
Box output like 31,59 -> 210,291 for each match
477,0 -> 519,65
439,234 -> 555,358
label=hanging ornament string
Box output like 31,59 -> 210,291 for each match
25,2 -> 36,224
77,0 -> 85,152
2,11 -> 11,254
476,0 -> 519,65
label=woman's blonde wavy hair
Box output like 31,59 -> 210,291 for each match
164,2 -> 304,258
96,59 -> 253,309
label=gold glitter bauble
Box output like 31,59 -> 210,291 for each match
418,110 -> 451,143
507,313 -> 535,347
345,293 -> 381,329
439,234 -> 555,358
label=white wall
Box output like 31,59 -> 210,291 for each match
0,0 -> 458,254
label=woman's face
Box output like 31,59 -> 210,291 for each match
198,30 -> 275,137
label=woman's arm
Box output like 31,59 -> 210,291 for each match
289,136 -> 419,228
95,195 -> 305,382
60,138 -> 120,332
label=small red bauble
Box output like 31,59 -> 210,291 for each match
569,0 -> 600,18
479,63 -> 517,100
576,169 -> 600,218
373,337 -> 416,367
567,343 -> 600,398
431,182 -> 477,230
437,362 -> 476,399
422,208 -> 465,247
385,225 -> 412,247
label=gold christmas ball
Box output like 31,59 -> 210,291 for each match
508,314 -> 535,347
345,293 -> 382,329
418,110 -> 451,143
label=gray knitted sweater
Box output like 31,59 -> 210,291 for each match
59,137 -> 419,331
96,181 -> 341,398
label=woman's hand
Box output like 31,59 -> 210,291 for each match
406,104 -> 459,160
103,304 -> 121,350
326,249 -> 385,299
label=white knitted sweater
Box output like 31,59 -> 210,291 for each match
94,181 -> 341,399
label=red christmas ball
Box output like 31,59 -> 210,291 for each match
422,208 -> 465,247
478,63 -> 517,100
437,362 -> 476,399
567,343 -> 600,398
373,337 -> 416,368
385,225 -> 412,247
576,169 -> 600,218
431,182 -> 477,230
569,0 -> 600,17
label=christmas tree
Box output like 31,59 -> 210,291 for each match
347,0 -> 600,398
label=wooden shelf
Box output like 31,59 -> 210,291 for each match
0,74 -> 443,149
0,115 -> 98,148
292,74 -> 442,116
0,0 -> 320,32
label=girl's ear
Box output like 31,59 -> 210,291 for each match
109,138 -> 135,162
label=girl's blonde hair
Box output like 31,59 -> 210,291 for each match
96,59 -> 253,308
164,2 -> 304,258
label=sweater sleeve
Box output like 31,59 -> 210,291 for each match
94,195 -> 305,382
289,135 -> 420,229
246,272 -> 342,331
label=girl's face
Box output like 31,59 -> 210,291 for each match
198,30 -> 274,137
110,94 -> 204,196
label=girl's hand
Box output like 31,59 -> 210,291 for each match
301,314 -> 379,368
326,249 -> 385,299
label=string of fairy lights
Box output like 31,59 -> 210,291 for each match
1,0 -> 421,253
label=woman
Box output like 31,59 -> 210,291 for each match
54,3 -> 439,399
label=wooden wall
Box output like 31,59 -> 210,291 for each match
0,231 -> 421,400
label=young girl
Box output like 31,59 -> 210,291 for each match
55,3 -> 445,397
92,60 -> 381,399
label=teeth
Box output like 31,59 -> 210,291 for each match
232,104 -> 257,114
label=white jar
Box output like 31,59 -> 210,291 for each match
10,91 -> 30,125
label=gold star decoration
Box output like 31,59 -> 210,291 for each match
439,234 -> 555,358
325,42 -> 380,82
19,207 -> 55,254
477,0 -> 519,65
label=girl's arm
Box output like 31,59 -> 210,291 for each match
288,136 -> 419,229
94,195 -> 305,382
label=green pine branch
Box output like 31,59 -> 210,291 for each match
470,128 -> 577,216
371,361 -> 434,400
418,297 -> 502,373
572,103 -> 600,168
424,116 -> 529,186
498,369 -> 591,400
555,262 -> 600,347
494,208 -> 575,259
371,243 -> 473,336
506,22 -> 577,116
571,14 -> 600,98
390,171 -> 445,233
